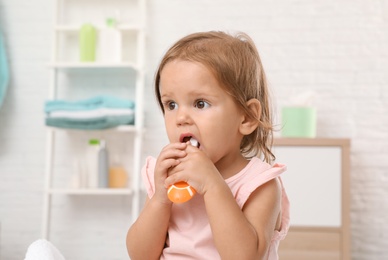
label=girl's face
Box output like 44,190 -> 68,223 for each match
159,59 -> 246,170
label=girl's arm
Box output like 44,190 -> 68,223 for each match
204,177 -> 281,260
126,196 -> 172,260
126,142 -> 187,259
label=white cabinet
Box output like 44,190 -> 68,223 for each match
274,138 -> 351,260
42,0 -> 146,243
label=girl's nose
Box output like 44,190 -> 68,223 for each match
176,107 -> 192,126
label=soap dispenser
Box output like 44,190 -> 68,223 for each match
98,17 -> 122,62
87,139 -> 100,188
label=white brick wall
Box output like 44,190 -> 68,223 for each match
0,0 -> 387,259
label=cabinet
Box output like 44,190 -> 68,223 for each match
41,0 -> 146,242
274,138 -> 351,260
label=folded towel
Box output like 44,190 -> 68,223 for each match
45,96 -> 135,113
24,239 -> 65,260
48,108 -> 134,119
45,114 -> 135,130
0,30 -> 9,109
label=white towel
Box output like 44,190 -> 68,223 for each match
48,107 -> 134,119
24,239 -> 65,260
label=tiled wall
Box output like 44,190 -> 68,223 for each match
0,0 -> 387,259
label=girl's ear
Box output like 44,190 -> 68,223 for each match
239,99 -> 261,135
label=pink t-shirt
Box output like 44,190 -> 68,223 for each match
142,156 -> 290,260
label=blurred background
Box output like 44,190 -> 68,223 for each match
0,0 -> 387,259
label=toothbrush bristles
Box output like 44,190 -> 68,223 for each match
190,138 -> 199,148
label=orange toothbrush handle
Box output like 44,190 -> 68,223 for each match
167,181 -> 196,203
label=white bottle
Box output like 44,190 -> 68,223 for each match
98,18 -> 122,62
87,139 -> 100,188
71,158 -> 87,189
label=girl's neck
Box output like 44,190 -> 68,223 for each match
215,152 -> 249,179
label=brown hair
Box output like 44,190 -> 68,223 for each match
154,31 -> 275,163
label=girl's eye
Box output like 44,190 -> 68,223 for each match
168,101 -> 177,110
195,100 -> 209,109
164,101 -> 177,111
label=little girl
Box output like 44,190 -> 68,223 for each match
127,31 -> 289,260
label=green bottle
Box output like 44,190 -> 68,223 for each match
79,24 -> 96,62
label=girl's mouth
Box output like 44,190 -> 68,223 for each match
182,136 -> 200,148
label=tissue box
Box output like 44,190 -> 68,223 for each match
281,107 -> 316,138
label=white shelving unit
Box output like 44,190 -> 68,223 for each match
42,0 -> 146,240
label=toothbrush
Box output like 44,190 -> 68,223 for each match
167,138 -> 198,203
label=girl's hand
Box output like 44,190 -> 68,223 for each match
153,142 -> 188,204
165,142 -> 223,196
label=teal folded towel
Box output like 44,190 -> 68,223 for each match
44,96 -> 136,129
45,114 -> 135,130
45,95 -> 135,113
0,30 -> 9,109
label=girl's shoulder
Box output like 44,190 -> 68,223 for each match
226,157 -> 287,208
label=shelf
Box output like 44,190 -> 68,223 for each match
115,125 -> 138,132
55,24 -> 143,32
48,188 -> 133,195
47,61 -> 139,70
274,138 -> 351,147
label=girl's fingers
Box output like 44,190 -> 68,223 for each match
159,143 -> 187,160
161,142 -> 187,152
164,172 -> 185,188
160,158 -> 180,171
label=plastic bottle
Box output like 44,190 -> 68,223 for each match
71,158 -> 87,189
87,139 -> 100,188
98,18 -> 122,62
108,155 -> 128,188
79,23 -> 97,62
98,140 -> 109,188
109,158 -> 128,188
